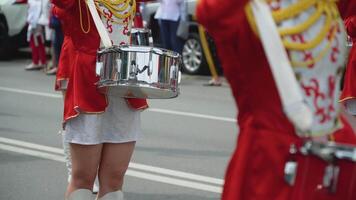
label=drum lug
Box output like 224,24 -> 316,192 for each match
284,144 -> 298,186
284,160 -> 298,186
148,60 -> 153,76
96,61 -> 103,76
129,60 -> 138,80
116,59 -> 122,74
323,164 -> 339,194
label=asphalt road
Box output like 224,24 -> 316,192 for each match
0,56 -> 238,200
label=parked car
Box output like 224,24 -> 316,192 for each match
141,0 -> 220,75
0,0 -> 28,58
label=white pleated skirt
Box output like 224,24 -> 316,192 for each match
64,96 -> 143,145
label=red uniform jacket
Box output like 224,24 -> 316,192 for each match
197,1 -> 356,200
51,0 -> 149,122
341,16 -> 356,103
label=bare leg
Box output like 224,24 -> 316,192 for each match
62,91 -> 67,101
65,143 -> 103,198
97,142 -> 136,198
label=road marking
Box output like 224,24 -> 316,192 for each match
0,137 -> 223,193
129,163 -> 224,185
0,143 -> 65,162
148,108 -> 236,122
0,136 -> 64,155
126,170 -> 222,193
0,86 -> 62,98
0,86 -> 236,122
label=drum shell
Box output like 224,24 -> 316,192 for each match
96,45 -> 181,99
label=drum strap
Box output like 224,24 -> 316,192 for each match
87,0 -> 113,48
251,0 -> 313,134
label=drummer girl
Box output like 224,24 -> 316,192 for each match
51,0 -> 148,199
197,0 -> 356,200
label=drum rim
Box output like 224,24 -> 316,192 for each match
130,27 -> 151,34
97,45 -> 181,58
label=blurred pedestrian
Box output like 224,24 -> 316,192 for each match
155,0 -> 185,54
46,5 -> 64,75
197,0 -> 356,200
340,15 -> 356,115
25,0 -> 49,70
198,26 -> 222,86
204,77 -> 222,86
52,0 -> 148,199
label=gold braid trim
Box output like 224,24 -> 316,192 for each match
244,0 -> 342,67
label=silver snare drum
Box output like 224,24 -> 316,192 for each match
96,45 -> 181,99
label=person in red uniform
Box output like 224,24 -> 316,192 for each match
25,0 -> 49,70
51,0 -> 150,199
340,15 -> 356,115
197,1 -> 356,200
52,1 -> 149,195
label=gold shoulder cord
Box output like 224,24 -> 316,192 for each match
94,0 -> 136,25
79,0 -> 136,33
79,0 -> 91,33
245,0 -> 342,68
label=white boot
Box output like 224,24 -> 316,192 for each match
67,189 -> 94,200
97,190 -> 124,200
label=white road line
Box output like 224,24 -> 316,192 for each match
0,143 -> 65,162
0,86 -> 62,98
0,137 -> 224,186
126,170 -> 222,193
0,141 -> 222,194
0,86 -> 236,122
148,108 -> 236,122
129,163 -> 224,185
0,136 -> 64,155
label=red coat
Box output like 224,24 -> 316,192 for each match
340,16 -> 356,103
197,1 -> 356,200
51,0 -> 149,122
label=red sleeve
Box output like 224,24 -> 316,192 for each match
345,16 -> 356,39
338,0 -> 356,18
196,0 -> 249,42
51,0 -> 76,10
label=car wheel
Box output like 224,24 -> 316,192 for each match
182,32 -> 208,75
0,35 -> 19,60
